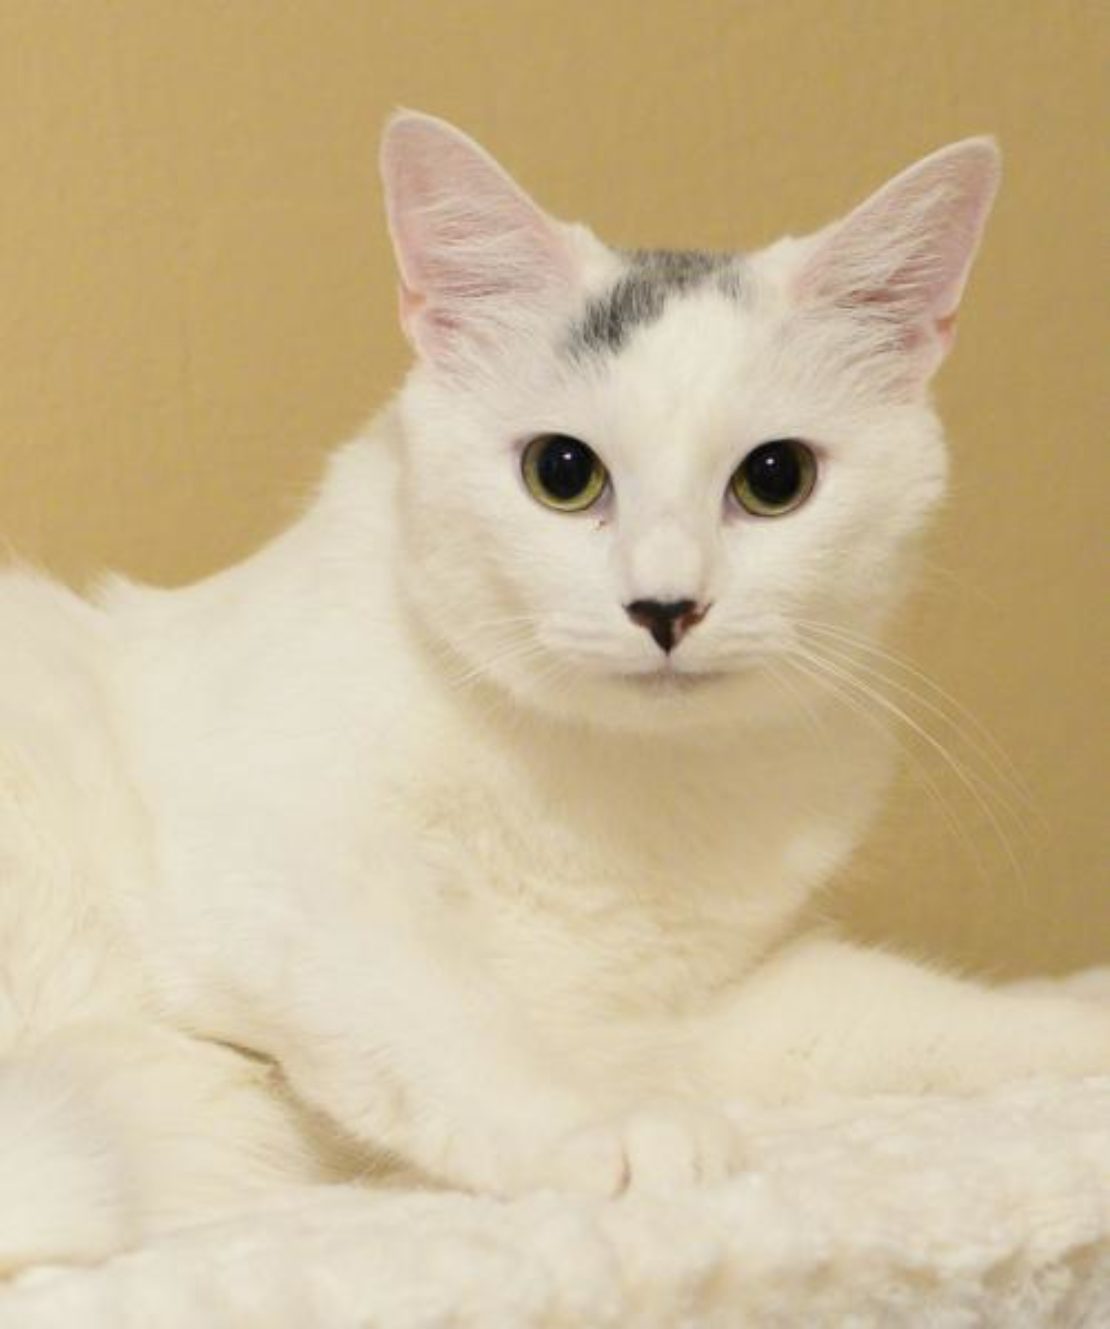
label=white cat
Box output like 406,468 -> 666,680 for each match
1,112 -> 1107,1276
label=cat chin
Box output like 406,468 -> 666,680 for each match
489,658 -> 798,737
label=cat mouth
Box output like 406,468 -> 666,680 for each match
619,667 -> 725,692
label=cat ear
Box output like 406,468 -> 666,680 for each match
380,111 -> 577,365
795,138 -> 1001,376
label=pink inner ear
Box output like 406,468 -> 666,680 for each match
381,113 -> 575,361
397,283 -> 421,333
398,281 -> 465,348
935,311 -> 958,354
796,138 -> 1000,365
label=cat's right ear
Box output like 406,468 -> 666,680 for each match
380,112 -> 577,366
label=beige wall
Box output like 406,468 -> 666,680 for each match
0,2 -> 1105,974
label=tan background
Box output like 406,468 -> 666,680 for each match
0,1 -> 1105,975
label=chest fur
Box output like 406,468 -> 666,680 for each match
397,731 -> 855,1018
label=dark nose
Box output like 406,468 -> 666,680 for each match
625,599 -> 709,654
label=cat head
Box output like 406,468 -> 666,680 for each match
380,111 -> 999,734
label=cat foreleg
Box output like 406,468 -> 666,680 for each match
267,915 -> 744,1198
697,933 -> 1110,1101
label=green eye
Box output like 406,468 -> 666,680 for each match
730,439 -> 817,516
521,434 -> 608,512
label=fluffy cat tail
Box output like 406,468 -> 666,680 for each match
0,1057 -> 133,1278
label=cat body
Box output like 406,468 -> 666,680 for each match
2,113 -> 1108,1275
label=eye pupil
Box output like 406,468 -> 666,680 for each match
522,434 -> 608,512
732,439 -> 816,515
745,442 -> 800,503
537,436 -> 595,501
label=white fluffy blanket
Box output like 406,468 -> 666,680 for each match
2,1074 -> 1108,1328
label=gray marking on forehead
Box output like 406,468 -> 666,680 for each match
569,248 -> 745,358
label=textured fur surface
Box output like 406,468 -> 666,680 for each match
4,1073 -> 1110,1326
1,113 -> 1108,1282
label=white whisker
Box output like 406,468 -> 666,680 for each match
790,642 -> 1028,889
783,652 -> 996,888
796,619 -> 1038,820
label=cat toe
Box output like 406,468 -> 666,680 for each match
546,1102 -> 743,1196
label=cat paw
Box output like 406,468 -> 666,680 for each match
1004,969 -> 1110,1006
540,1101 -> 743,1197
1057,968 -> 1110,1007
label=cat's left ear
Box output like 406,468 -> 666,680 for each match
380,111 -> 578,366
795,138 -> 1001,378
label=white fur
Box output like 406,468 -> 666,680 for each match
1,113 -> 1106,1277
4,1075 -> 1110,1327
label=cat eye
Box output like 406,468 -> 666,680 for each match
730,439 -> 817,516
521,434 -> 608,512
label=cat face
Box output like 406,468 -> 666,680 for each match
382,114 -> 998,733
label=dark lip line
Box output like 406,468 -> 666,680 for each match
619,668 -> 725,687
